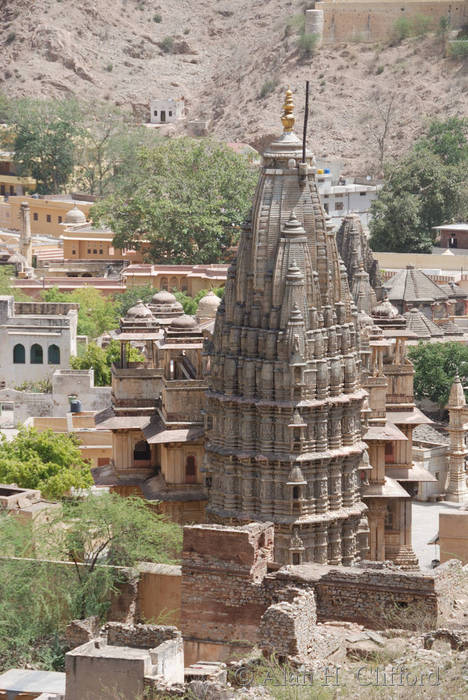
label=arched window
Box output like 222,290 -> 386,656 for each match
161,277 -> 168,290
185,455 -> 196,483
30,344 -> 43,364
170,276 -> 178,290
13,344 -> 25,364
48,344 -> 60,365
133,440 -> 150,463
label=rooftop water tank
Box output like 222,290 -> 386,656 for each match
69,399 -> 82,413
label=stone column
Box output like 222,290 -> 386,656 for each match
447,375 -> 468,503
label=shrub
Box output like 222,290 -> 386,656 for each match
105,63 -> 113,72
259,78 -> 277,99
438,16 -> 450,37
297,32 -> 318,58
448,39 -> 468,58
153,13 -> 162,23
376,65 -> 384,75
392,17 -> 411,43
14,379 -> 52,393
411,14 -> 433,37
285,14 -> 306,36
160,36 -> 174,53
6,32 -> 16,44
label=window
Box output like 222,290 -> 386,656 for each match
292,553 -> 300,565
13,344 -> 25,364
72,250 -> 76,255
30,344 -> 43,364
99,249 -> 103,254
58,216 -> 62,223
9,185 -> 14,195
360,191 -> 366,196
154,110 -> 158,116
93,249 -> 97,254
133,440 -> 150,462
33,213 -> 38,221
87,249 -> 91,254
161,276 -> 168,290
385,506 -> 393,530
48,344 -> 60,365
169,110 -> 173,117
46,214 -> 51,223
335,202 -> 344,211
293,486 -> 300,499
185,455 -> 196,483
324,203 -> 329,214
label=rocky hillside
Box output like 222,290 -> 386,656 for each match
1,0 -> 466,174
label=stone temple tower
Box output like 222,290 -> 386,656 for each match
204,91 -> 369,565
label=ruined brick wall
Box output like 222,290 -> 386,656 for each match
433,559 -> 468,624
181,523 -> 274,645
311,2 -> 468,44
259,588 -> 317,660
105,622 -> 180,648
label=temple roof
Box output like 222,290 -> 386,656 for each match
403,308 -> 444,338
383,265 -> 448,303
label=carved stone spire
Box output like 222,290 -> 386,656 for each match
205,91 -> 368,564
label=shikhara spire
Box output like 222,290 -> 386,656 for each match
204,90 -> 369,565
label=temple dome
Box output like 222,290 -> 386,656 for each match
170,314 -> 198,329
196,291 -> 221,319
64,205 -> 86,225
126,300 -> 153,319
372,296 -> 400,319
152,290 -> 177,305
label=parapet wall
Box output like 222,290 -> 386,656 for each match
308,2 -> 468,44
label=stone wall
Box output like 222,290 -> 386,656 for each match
105,622 -> 179,649
310,2 -> 468,44
14,301 -> 80,316
181,523 -> 468,663
259,588 -> 317,660
181,523 -> 275,657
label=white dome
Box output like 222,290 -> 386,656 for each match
151,290 -> 177,305
126,300 -> 153,319
196,291 -> 221,319
64,205 -> 86,225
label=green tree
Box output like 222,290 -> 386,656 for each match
369,117 -> 468,253
70,340 -> 144,386
0,427 -> 93,499
5,98 -> 82,194
114,284 -> 155,317
0,266 -> 30,300
408,341 -> 468,409
42,286 -> 118,339
91,138 -> 258,264
73,103 -> 137,196
0,493 -> 181,670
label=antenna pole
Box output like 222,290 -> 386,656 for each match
302,80 -> 310,163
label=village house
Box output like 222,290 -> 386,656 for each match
0,296 -> 78,388
149,98 -> 185,125
0,194 -> 91,238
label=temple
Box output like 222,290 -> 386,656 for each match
204,90 -> 370,565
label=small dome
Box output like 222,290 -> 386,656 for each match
126,300 -> 153,319
152,290 -> 177,305
197,291 -> 221,318
64,205 -> 86,225
170,314 -> 198,329
372,296 -> 400,319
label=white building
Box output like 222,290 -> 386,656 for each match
315,170 -> 380,228
149,98 -> 185,125
0,296 -> 78,387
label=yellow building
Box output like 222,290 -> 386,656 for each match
30,412 -> 112,469
61,224 -> 144,263
123,263 -> 228,296
0,195 -> 91,237
0,151 -> 36,197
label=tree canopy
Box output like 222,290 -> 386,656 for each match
71,340 -> 144,386
91,138 -> 258,264
0,427 -> 92,499
408,341 -> 468,409
41,286 -> 118,339
4,98 -> 82,194
369,117 -> 468,253
0,493 -> 181,670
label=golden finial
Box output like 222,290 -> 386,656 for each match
281,88 -> 295,133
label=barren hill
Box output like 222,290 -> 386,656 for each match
1,0 -> 467,174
